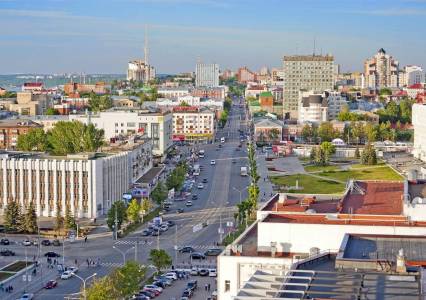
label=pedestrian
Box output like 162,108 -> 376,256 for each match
84,236 -> 88,243
75,259 -> 78,265
10,285 -> 13,292
205,284 -> 208,291
208,283 -> 211,291
87,259 -> 90,267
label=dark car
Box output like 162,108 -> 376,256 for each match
190,252 -> 206,260
198,269 -> 209,276
0,249 -> 15,256
179,246 -> 194,253
0,238 -> 10,245
44,251 -> 60,258
44,280 -> 58,289
202,178 -> 208,183
139,290 -> 155,298
52,239 -> 61,246
182,289 -> 193,298
41,239 -> 51,246
151,230 -> 161,236
166,220 -> 175,227
204,248 -> 222,256
176,208 -> 184,214
141,229 -> 151,237
191,195 -> 198,200
187,280 -> 197,291
153,280 -> 166,288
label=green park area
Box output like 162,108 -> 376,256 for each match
271,163 -> 403,195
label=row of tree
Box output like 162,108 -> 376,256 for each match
17,121 -> 104,155
301,120 -> 412,145
106,198 -> 151,231
310,142 -> 336,166
235,142 -> 259,228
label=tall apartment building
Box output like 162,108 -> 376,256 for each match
399,65 -> 424,87
127,60 -> 156,83
195,62 -> 219,87
69,109 -> 173,157
364,48 -> 399,89
283,54 -> 334,118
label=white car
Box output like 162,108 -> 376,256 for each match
210,160 -> 216,165
163,272 -> 177,280
197,183 -> 204,189
67,266 -> 78,273
144,284 -> 163,292
22,240 -> 32,246
190,267 -> 198,275
186,200 -> 193,207
17,293 -> 34,300
160,224 -> 168,232
209,269 -> 217,277
61,270 -> 73,280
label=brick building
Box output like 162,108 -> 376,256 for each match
0,119 -> 42,149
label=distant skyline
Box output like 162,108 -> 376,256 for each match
1,0 -> 426,74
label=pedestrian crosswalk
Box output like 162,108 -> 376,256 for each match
100,262 -> 124,267
115,240 -> 154,246
115,240 -> 221,250
181,244 -> 223,250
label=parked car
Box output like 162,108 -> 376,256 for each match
41,239 -> 51,246
163,272 -> 177,280
44,280 -> 58,289
204,248 -> 222,256
182,289 -> 193,298
151,230 -> 161,236
160,224 -> 169,232
143,288 -> 160,296
0,238 -> 10,245
44,251 -> 60,258
22,240 -> 32,246
179,246 -> 194,253
0,249 -> 15,256
190,252 -> 206,260
190,268 -> 198,276
144,285 -> 163,293
185,200 -> 193,207
209,269 -> 217,277
166,220 -> 175,227
61,270 -> 73,280
198,268 -> 209,276
139,289 -> 155,298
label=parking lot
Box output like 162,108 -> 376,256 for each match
155,274 -> 217,300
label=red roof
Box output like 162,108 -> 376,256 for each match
23,82 -> 43,87
408,83 -> 423,89
341,181 -> 403,215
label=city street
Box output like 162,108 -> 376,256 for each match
0,96 -> 255,299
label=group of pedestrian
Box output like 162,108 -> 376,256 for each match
0,283 -> 13,293
204,283 -> 211,291
86,258 -> 100,267
47,257 -> 58,268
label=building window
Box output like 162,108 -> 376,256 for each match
225,280 -> 230,292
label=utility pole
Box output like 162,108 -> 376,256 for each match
157,230 -> 160,250
114,207 -> 118,240
174,225 -> 178,262
135,238 -> 138,261
219,213 -> 223,243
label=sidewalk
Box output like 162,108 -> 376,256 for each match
256,153 -> 274,202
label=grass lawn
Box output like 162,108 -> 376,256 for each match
270,174 -> 346,194
0,272 -> 14,281
304,165 -> 339,172
1,261 -> 33,272
349,162 -> 385,169
319,165 -> 403,182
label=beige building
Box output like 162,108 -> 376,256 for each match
127,60 -> 156,82
172,107 -> 215,142
364,48 -> 399,89
8,92 -> 51,116
283,55 -> 334,119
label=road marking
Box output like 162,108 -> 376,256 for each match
100,262 -> 123,267
115,240 -> 153,245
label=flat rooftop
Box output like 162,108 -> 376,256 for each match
343,234 -> 426,262
136,166 -> 164,185
261,194 -> 341,214
341,181 -> 404,215
236,254 -> 420,300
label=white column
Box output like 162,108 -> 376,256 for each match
78,161 -> 84,218
28,160 -> 32,208
53,161 -> 58,216
2,159 -> 7,210
61,160 -> 66,216
11,159 -> 16,201
70,162 -> 75,216
44,166 -> 49,216
87,161 -> 93,219
35,160 -> 42,216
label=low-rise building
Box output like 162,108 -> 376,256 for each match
218,179 -> 426,300
404,83 -> 425,99
237,66 -> 257,84
253,118 -> 283,143
172,106 -> 215,142
0,87 -> 7,96
157,87 -> 191,98
22,82 -> 43,93
69,108 -> 173,158
63,82 -> 110,95
0,119 -> 42,149
245,85 -> 267,98
9,92 -> 51,116
298,91 -> 348,123
191,86 -> 227,100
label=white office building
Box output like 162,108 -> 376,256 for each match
195,62 -> 219,87
69,109 -> 173,157
298,91 -> 346,123
413,103 -> 426,161
402,65 -> 425,87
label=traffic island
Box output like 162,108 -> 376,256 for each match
0,260 -> 35,285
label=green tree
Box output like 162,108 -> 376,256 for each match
301,124 -> 312,143
107,201 -> 127,231
310,146 -> 317,162
318,122 -> 337,142
365,123 -> 378,143
149,249 -> 172,274
17,128 -> 48,152
150,182 -> 168,206
150,87 -> 159,101
141,198 -> 151,214
45,108 -> 59,115
268,128 -> 280,141
379,88 -> 392,96
320,141 -> 336,164
361,143 -> 377,165
23,202 -> 38,234
64,206 -> 76,230
86,276 -> 119,300
355,147 -> 360,159
82,123 -> 104,152
138,92 -> 150,106
55,204 -> 64,234
127,199 -> 141,223
88,93 -> 113,112
111,261 -> 146,298
4,202 -> 22,232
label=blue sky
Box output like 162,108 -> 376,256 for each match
0,0 -> 425,74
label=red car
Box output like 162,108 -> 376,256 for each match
143,288 -> 160,296
45,280 -> 58,289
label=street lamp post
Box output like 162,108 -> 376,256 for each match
112,246 -> 135,265
72,272 -> 97,300
233,186 -> 248,204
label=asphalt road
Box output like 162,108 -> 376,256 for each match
1,96 -> 250,299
